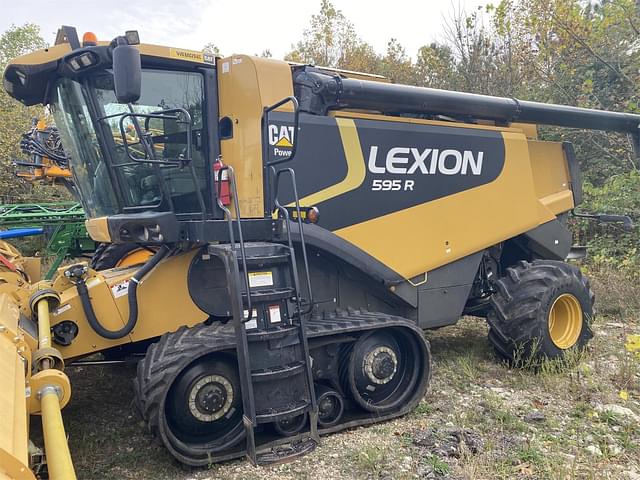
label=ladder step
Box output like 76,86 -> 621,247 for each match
245,325 -> 298,342
251,361 -> 305,382
256,438 -> 317,466
239,253 -> 290,268
242,287 -> 295,303
256,400 -> 309,423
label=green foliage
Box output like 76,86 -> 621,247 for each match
0,24 -> 53,204
285,0 -> 362,68
202,42 -> 220,56
573,170 -> 640,273
425,454 -> 451,475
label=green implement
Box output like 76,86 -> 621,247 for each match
0,202 -> 94,279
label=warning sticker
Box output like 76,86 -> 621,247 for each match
248,271 -> 273,288
268,305 -> 282,323
54,304 -> 71,316
110,280 -> 130,298
243,309 -> 258,330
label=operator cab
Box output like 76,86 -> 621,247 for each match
4,27 -> 224,244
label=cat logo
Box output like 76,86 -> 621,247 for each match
268,125 -> 295,147
268,124 -> 295,157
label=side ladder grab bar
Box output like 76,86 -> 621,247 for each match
215,162 -> 253,321
271,166 -> 314,316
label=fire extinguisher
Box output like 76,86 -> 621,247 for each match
213,159 -> 231,206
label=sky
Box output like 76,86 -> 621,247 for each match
0,0 -> 489,60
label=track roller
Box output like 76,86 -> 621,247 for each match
340,326 -> 429,414
315,385 -> 344,428
273,412 -> 308,437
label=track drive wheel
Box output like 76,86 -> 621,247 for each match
487,260 -> 595,365
134,325 -> 245,466
90,242 -> 155,270
341,327 -> 431,415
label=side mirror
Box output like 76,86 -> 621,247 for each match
113,43 -> 141,104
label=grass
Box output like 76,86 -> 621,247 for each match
29,265 -> 640,479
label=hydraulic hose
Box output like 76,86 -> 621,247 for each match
77,244 -> 171,339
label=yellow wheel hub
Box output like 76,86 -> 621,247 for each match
115,248 -> 154,267
548,293 -> 583,349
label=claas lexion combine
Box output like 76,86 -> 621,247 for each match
0,25 -> 637,478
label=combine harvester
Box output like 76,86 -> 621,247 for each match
0,26 -> 636,478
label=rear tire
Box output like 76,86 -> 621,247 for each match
487,260 -> 595,365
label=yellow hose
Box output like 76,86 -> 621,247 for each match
40,387 -> 76,480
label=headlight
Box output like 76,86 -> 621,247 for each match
66,52 -> 98,72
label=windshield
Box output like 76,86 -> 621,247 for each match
50,69 -> 207,218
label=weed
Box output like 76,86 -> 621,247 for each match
517,445 -> 543,464
458,354 -> 478,380
414,401 -> 434,416
425,454 -> 451,475
353,446 -> 387,476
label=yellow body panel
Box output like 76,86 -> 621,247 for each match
217,55 -> 294,217
528,141 -> 572,201
51,250 -> 207,359
7,41 -> 213,70
0,294 -> 34,480
84,217 -> 111,243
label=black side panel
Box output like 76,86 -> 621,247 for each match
563,142 -> 583,206
300,245 -> 413,319
417,252 -> 483,328
288,223 -> 405,288
289,224 -> 485,328
520,217 -> 572,260
268,112 -> 506,231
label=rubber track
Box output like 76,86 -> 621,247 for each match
134,308 -> 431,465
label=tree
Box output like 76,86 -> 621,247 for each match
202,42 -> 220,56
0,24 -> 52,203
285,0 -> 370,69
414,43 -> 458,89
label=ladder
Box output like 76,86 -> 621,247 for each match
211,157 -> 318,465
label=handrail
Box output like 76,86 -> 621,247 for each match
271,167 -> 314,316
215,162 -> 253,322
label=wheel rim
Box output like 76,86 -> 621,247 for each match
187,374 -> 234,422
345,328 -> 422,414
316,388 -> 344,427
165,355 -> 244,451
274,412 -> 307,436
115,248 -> 154,267
548,293 -> 583,349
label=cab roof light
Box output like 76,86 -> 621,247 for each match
125,31 -> 140,45
82,32 -> 98,47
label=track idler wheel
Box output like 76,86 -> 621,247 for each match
315,385 -> 344,428
342,327 -> 430,415
274,412 -> 308,437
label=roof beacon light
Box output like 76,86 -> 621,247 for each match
82,32 -> 97,47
